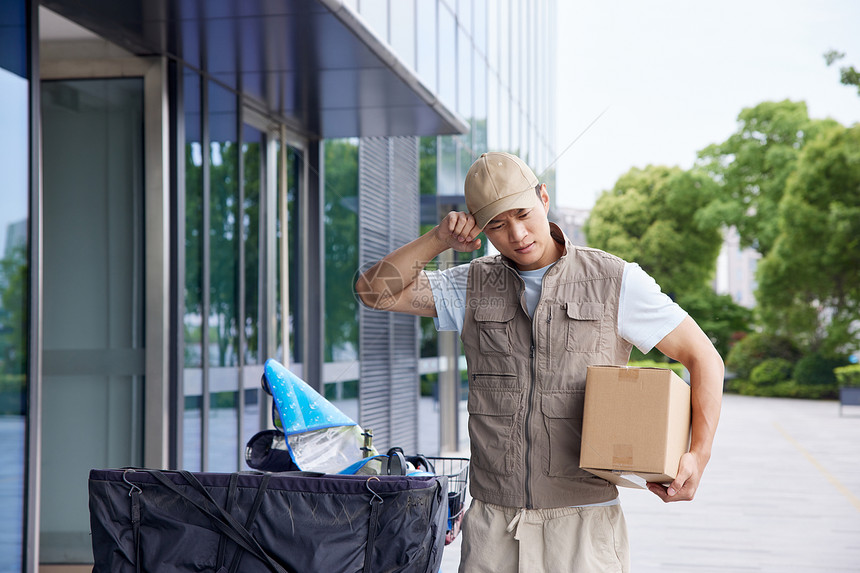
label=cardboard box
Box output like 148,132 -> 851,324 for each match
579,365 -> 691,489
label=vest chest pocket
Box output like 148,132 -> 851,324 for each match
475,304 -> 517,356
565,302 -> 604,353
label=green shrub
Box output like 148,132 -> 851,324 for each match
627,360 -> 687,379
725,332 -> 802,381
749,358 -> 793,387
835,364 -> 860,387
731,379 -> 837,400
792,353 -> 848,387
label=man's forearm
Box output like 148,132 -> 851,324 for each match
356,226 -> 447,308
688,351 -> 724,466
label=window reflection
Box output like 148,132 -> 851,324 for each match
323,139 -> 359,409
0,65 -> 28,573
207,81 -> 239,472
183,69 -> 203,471
242,126 -> 262,365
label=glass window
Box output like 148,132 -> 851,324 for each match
457,28 -> 472,120
207,81 -> 239,472
241,123 -> 264,452
486,71 -> 499,150
458,0 -> 472,38
498,0 -> 509,88
419,136 -> 438,198
242,124 -> 263,366
473,54 -> 487,152
510,0 -> 519,104
276,142 -> 301,366
499,80 -> 510,152
323,139 -> 359,365
486,0 -> 497,70
322,139 -> 358,417
438,4 -> 457,109
473,0 -> 487,57
390,0 -> 416,70
511,103 -> 520,156
439,135 -> 458,196
359,0 -> 389,42
183,69 -> 203,471
416,0 -> 437,92
0,39 -> 28,572
457,137 -> 473,189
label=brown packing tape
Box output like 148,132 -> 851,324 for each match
618,367 -> 640,381
612,444 -> 633,468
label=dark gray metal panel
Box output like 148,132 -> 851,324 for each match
302,142 -> 324,391
358,136 -> 419,453
41,0 -> 468,139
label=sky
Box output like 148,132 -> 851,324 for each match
553,0 -> 860,210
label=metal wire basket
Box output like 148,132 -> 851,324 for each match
424,457 -> 470,529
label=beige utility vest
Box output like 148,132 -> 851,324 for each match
461,225 -> 633,508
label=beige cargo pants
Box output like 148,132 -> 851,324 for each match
457,500 -> 630,573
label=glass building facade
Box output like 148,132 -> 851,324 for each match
327,0 -> 558,453
0,0 -> 556,569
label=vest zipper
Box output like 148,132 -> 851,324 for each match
524,342 -> 536,509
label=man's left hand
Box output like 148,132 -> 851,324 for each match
646,451 -> 704,502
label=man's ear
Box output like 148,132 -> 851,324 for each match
539,183 -> 550,212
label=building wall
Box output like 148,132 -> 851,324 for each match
715,226 -> 760,309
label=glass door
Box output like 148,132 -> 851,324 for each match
40,77 -> 145,563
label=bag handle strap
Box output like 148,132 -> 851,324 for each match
215,472 -> 240,570
363,477 -> 384,572
175,470 -> 287,573
228,472 -> 272,573
140,470 -> 291,573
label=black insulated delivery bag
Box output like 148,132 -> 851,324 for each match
88,468 -> 448,573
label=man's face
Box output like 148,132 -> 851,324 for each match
482,186 -> 558,270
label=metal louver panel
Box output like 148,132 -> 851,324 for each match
358,136 -> 420,453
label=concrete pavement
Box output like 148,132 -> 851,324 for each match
439,394 -> 860,572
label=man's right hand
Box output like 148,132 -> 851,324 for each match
435,211 -> 483,252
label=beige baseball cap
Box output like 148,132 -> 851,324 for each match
465,152 -> 541,230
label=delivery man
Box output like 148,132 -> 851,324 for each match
355,151 -> 723,572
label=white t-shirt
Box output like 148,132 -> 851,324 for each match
424,261 -> 686,354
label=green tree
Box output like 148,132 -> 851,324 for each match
585,165 -> 722,298
585,165 -> 741,359
696,100 -> 837,257
674,289 -> 752,361
756,123 -> 860,357
825,50 -> 860,96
